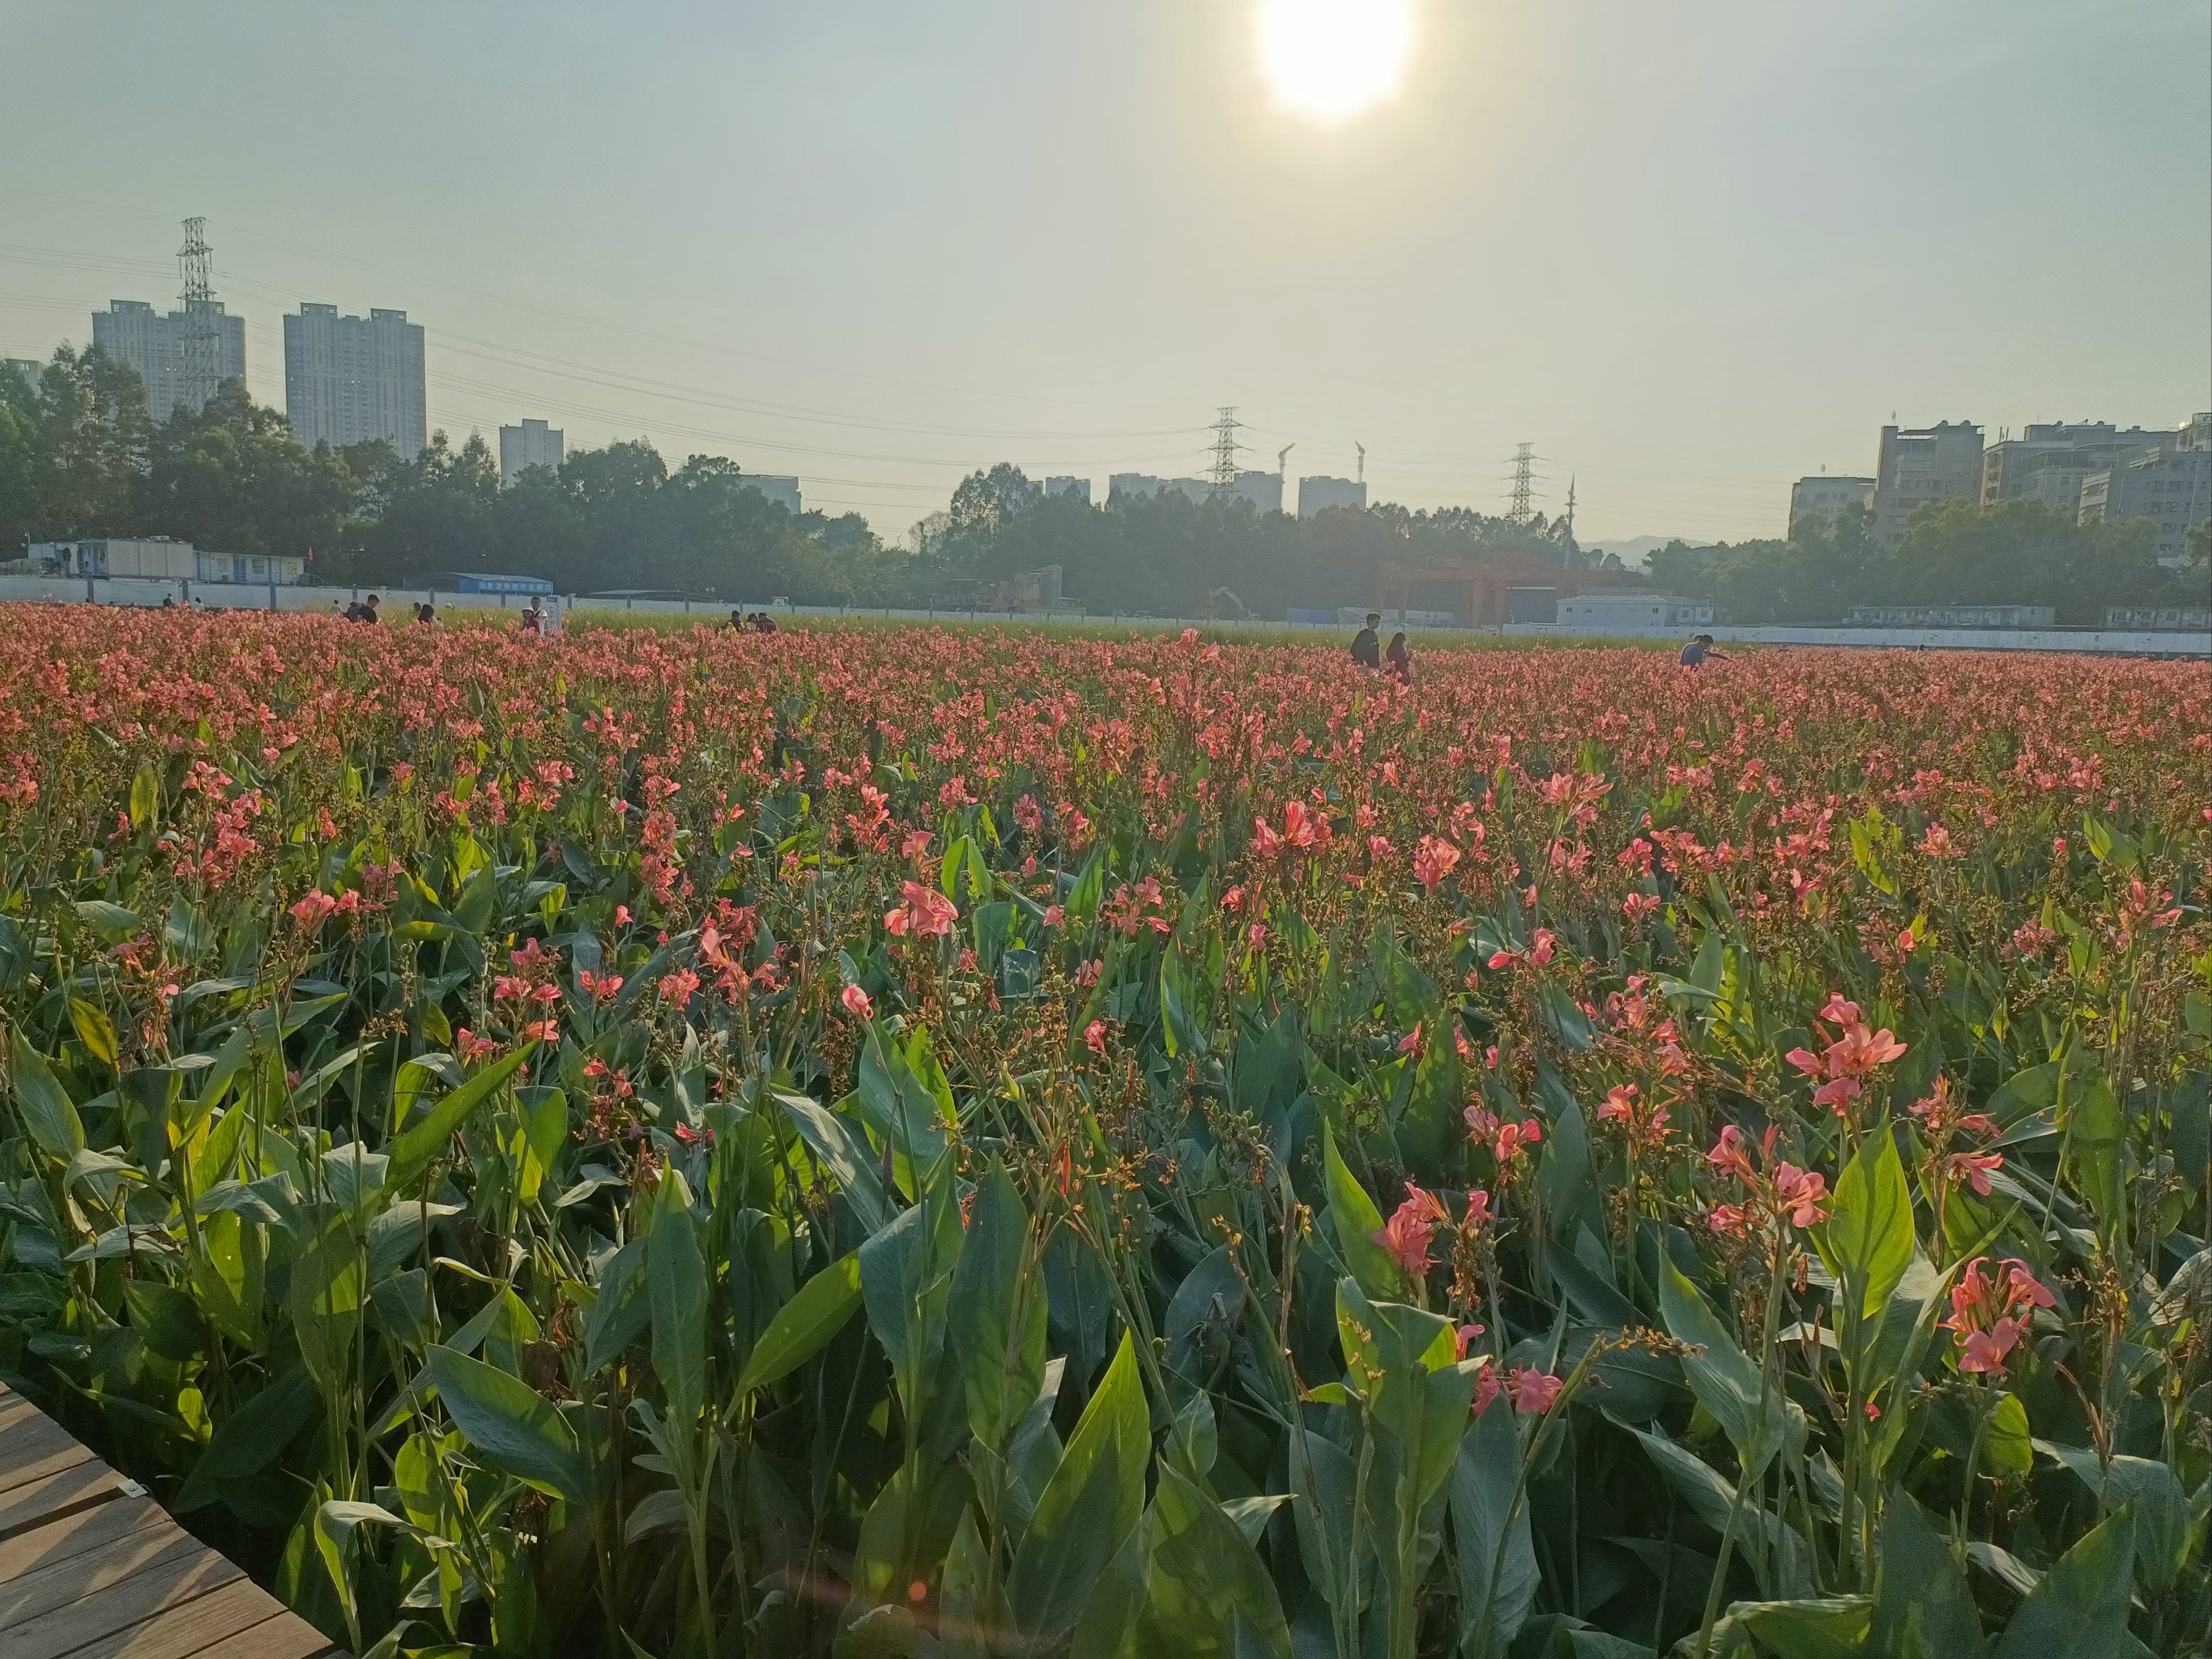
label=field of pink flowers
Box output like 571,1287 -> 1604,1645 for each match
0,608 -> 2207,1658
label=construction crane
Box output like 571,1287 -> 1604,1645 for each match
1356,442 -> 1366,484
1276,441 -> 1295,479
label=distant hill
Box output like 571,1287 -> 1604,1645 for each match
1582,535 -> 1705,569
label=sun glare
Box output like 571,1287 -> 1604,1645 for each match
1258,0 -> 1413,123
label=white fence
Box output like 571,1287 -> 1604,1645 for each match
0,575 -> 566,624
2,576 -> 2204,657
1502,621 -> 2210,658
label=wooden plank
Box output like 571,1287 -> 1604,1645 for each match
0,1389 -> 339,1659
2,1536 -> 241,1659
188,1613 -> 341,1659
0,1493 -> 167,1589
0,1456 -> 121,1542
0,1405 -> 100,1497
53,1578 -> 311,1659
0,1525 -> 204,1632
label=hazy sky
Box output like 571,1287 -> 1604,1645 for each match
2,1 -> 2206,544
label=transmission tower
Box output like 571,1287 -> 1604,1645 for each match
1563,475 -> 1577,538
177,217 -> 219,414
1208,406 -> 1244,494
1356,441 -> 1366,484
1507,441 -> 1536,523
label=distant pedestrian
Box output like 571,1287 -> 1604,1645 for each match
329,599 -> 343,616
346,594 -> 381,624
753,611 -> 778,635
1351,612 -> 1382,668
1679,632 -> 1728,667
521,597 -> 545,636
415,602 -> 439,626
1385,631 -> 1413,683
730,608 -> 746,630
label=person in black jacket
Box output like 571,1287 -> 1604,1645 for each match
1351,612 -> 1383,668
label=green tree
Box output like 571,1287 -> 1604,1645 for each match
141,382 -> 360,560
27,345 -> 154,539
1889,498 -> 2172,624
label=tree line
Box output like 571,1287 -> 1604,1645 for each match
0,351 -> 900,602
1647,501 -> 2203,627
4,348 -> 2200,621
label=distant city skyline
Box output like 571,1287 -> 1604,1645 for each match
1,2 -> 2204,545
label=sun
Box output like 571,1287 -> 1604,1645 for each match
1258,0 -> 1413,123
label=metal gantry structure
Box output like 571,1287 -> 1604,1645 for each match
1208,406 -> 1244,494
177,216 -> 220,412
1507,441 -> 1537,522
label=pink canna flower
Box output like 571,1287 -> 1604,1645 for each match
1943,1256 -> 2054,1379
840,983 -> 874,1020
1472,1362 -> 1503,1416
884,880 -> 958,938
1413,835 -> 1460,893
1372,1183 -> 1451,1279
1946,1149 -> 2005,1196
1085,1019 -> 1108,1056
1771,1162 -> 1829,1227
1509,1367 -> 1563,1414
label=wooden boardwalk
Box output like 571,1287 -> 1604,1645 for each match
0,1382 -> 339,1659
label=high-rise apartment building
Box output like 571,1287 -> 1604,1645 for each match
1980,422 -> 2177,521
1041,476 -> 1093,505
1787,476 -> 1874,541
283,305 -> 427,457
1228,470 -> 1282,514
738,475 -> 802,514
2079,435 -> 2211,569
1298,476 -> 1367,517
1871,421 -> 1982,548
91,300 -> 246,421
4,358 -> 42,386
499,419 -> 565,485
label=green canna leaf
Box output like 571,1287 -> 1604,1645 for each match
1989,1505 -> 2139,1659
1322,1122 -> 1404,1299
1140,1463 -> 1292,1658
649,1170 -> 709,1425
948,1162 -> 1046,1452
1869,1491 -> 1986,1659
1658,1254 -> 1801,1479
738,1246 -> 863,1398
1009,1331 -> 1149,1643
1813,1125 -> 1916,1320
8,1031 -> 84,1159
426,1343 -> 591,1505
1453,1398 -> 1539,1658
385,1043 -> 532,1196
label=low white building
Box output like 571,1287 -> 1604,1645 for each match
1555,592 -> 1714,629
1041,476 -> 1093,505
29,537 -> 305,585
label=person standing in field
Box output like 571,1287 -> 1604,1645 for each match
1351,612 -> 1383,668
1386,631 -> 1413,683
1678,631 -> 1728,667
521,597 -> 545,637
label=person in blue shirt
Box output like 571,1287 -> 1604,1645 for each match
1679,632 -> 1728,667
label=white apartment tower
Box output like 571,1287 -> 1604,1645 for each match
91,300 -> 246,421
500,419 -> 565,485
284,305 -> 428,457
